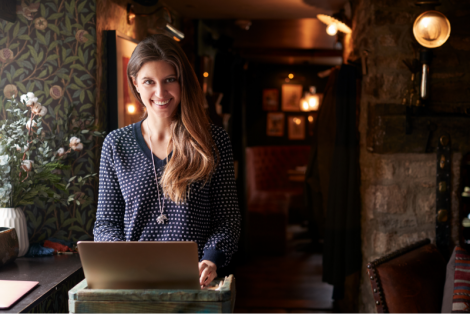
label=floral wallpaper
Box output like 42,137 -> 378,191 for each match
0,0 -> 99,243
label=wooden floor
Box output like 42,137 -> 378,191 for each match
233,225 -> 334,313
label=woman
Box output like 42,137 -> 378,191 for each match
93,34 -> 241,287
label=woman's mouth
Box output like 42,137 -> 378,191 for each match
151,99 -> 171,107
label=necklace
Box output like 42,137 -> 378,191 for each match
146,121 -> 168,224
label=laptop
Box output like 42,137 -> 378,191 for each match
77,241 -> 200,290
0,280 -> 38,309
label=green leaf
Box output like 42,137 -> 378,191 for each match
43,98 -> 53,106
78,46 -> 85,64
12,68 -> 24,79
4,22 -> 13,33
41,4 -> 46,18
65,15 -> 72,32
86,90 -> 94,103
69,225 -> 85,232
68,0 -> 76,15
6,72 -> 11,83
9,42 -> 19,50
18,51 -> 30,61
48,23 -> 60,35
16,81 -> 27,93
46,54 -> 58,62
48,41 -> 59,52
81,12 -> 94,26
27,45 -> 38,64
69,84 -> 81,90
80,104 -> 93,112
79,90 -> 85,103
12,23 -> 20,39
61,46 -> 67,63
28,83 -> 35,92
70,64 -> 86,71
63,218 -> 77,227
36,29 -> 47,45
73,76 -> 86,88
48,12 -> 64,20
37,50 -> 44,64
76,210 -> 83,225
87,58 -> 94,71
18,34 -> 32,41
0,37 -> 7,46
64,56 -> 79,64
77,1 -> 87,13
38,68 -> 48,78
44,217 -> 57,226
81,129 -> 89,133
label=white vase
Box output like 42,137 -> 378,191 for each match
0,208 -> 29,257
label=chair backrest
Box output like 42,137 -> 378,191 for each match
367,239 -> 446,313
245,146 -> 310,192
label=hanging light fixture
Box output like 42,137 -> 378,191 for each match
317,9 -> 352,36
300,86 -> 323,112
412,1 -> 451,100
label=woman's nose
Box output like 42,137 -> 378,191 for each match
154,84 -> 166,98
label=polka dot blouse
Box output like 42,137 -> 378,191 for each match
93,120 -> 241,269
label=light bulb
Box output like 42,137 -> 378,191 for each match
127,104 -> 136,114
288,73 -> 294,79
203,72 -> 209,78
413,11 -> 450,48
302,100 -> 309,111
308,115 -> 314,123
326,24 -> 338,36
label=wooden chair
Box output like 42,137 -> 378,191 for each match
367,239 -> 447,313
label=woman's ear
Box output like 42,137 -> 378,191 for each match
131,76 -> 139,93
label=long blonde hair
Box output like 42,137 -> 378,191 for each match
127,34 -> 217,203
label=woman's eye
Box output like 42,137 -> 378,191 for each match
166,78 -> 176,83
143,80 -> 153,85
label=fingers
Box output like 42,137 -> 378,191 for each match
199,261 -> 217,287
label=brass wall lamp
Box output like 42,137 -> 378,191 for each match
412,1 -> 451,100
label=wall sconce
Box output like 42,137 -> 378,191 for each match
317,10 -> 352,36
127,4 -> 185,41
412,1 -> 451,100
300,86 -> 323,112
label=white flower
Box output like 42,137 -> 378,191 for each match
31,103 -> 43,115
20,94 -> 28,104
26,119 -> 37,130
26,92 -> 35,98
21,160 -> 33,172
57,147 -> 65,157
72,143 -> 83,152
38,105 -> 47,116
0,155 -> 9,166
13,144 -> 21,151
69,136 -> 81,147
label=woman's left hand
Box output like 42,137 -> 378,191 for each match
199,260 -> 217,288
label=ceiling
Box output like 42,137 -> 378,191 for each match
161,0 -> 349,65
162,0 -> 348,19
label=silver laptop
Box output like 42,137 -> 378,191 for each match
77,241 -> 200,290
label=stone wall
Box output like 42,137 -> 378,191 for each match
349,0 -> 470,311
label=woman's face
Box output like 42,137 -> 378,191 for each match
132,60 -> 181,121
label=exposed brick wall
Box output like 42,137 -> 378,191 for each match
349,0 -> 470,311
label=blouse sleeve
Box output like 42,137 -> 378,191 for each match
202,128 -> 242,268
93,133 -> 126,241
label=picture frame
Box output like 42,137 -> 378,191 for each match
262,88 -> 279,111
106,30 -> 142,132
288,115 -> 306,140
282,84 -> 303,112
266,112 -> 285,137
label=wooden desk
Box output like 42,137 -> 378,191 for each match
0,255 -> 83,313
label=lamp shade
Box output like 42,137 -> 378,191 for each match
413,10 -> 451,48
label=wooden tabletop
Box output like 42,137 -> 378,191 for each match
0,254 -> 82,313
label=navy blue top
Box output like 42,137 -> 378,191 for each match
93,121 -> 241,269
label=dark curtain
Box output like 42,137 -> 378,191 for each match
305,64 -> 361,287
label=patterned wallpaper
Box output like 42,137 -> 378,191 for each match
0,0 -> 98,243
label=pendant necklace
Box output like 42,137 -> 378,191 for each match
147,122 -> 168,224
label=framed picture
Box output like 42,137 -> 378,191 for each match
262,88 -> 279,111
266,112 -> 285,137
282,84 -> 303,112
106,31 -> 142,132
288,115 -> 306,140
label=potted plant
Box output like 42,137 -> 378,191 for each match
0,92 -> 104,256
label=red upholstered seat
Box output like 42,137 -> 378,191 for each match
246,146 -> 311,255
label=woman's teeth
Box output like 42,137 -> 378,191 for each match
152,99 -> 170,106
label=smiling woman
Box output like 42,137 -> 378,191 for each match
94,34 -> 241,288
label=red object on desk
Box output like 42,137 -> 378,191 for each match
0,280 -> 38,309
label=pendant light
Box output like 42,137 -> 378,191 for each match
317,9 -> 352,36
